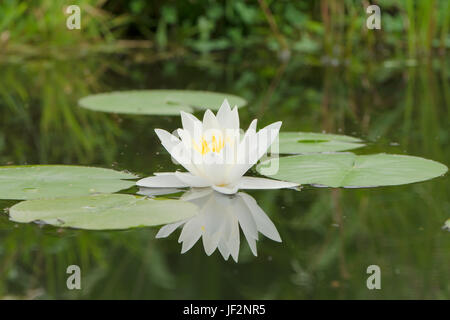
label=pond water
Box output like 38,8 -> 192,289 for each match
0,52 -> 448,299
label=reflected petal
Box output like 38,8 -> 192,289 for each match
155,188 -> 282,262
156,220 -> 186,238
180,187 -> 214,201
202,231 -> 222,256
240,192 -> 282,242
218,241 -> 230,261
137,187 -> 182,197
227,216 -> 240,262
179,217 -> 204,253
233,195 -> 259,256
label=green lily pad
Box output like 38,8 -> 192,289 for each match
78,90 -> 247,115
278,132 -> 364,154
9,194 -> 197,230
0,165 -> 137,200
257,153 -> 448,188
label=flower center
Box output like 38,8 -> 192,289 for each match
193,135 -> 225,155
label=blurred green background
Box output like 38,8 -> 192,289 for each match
0,0 -> 448,299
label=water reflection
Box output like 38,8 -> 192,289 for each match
139,187 -> 281,262
1,51 -> 448,298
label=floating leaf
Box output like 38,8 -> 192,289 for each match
9,194 -> 198,230
78,90 -> 247,115
257,153 -> 448,188
0,165 -> 137,200
278,132 -> 364,154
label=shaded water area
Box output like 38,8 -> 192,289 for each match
0,52 -> 448,299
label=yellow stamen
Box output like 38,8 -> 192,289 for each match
193,134 -> 225,155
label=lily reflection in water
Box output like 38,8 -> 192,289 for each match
139,188 -> 281,262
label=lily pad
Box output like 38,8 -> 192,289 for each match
9,194 -> 198,230
257,153 -> 448,188
78,90 -> 247,115
278,132 -> 364,154
0,165 -> 137,200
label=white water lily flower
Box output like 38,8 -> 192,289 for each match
152,188 -> 282,262
137,99 -> 298,194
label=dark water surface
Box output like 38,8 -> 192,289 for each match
0,53 -> 448,299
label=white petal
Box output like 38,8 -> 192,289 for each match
227,129 -> 257,182
238,176 -> 299,190
217,99 -> 239,131
175,172 -> 211,188
212,184 -> 239,195
136,173 -> 188,188
248,118 -> 257,130
156,220 -> 186,238
241,119 -> 258,142
240,192 -> 281,242
210,142 -> 237,185
202,109 -> 220,132
200,151 -> 228,185
230,121 -> 281,181
154,129 -> 199,175
216,99 -> 231,124
180,111 -> 202,139
177,128 -> 193,149
215,119 -> 256,185
154,128 -> 181,152
254,121 -> 282,160
229,106 -> 239,131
